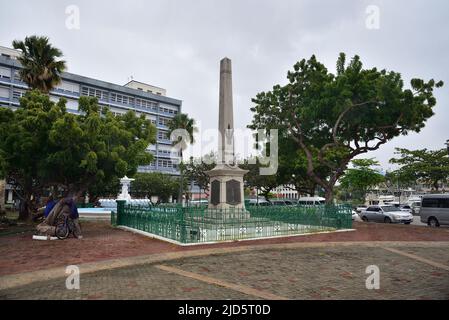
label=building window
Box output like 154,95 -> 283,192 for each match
0,86 -> 9,98
12,89 -> 26,100
13,70 -> 21,81
158,131 -> 169,140
0,67 -> 11,79
56,81 -> 79,93
158,159 -> 173,168
82,86 -> 108,100
110,92 -> 135,106
136,98 -> 158,111
158,117 -> 170,127
160,105 -> 178,115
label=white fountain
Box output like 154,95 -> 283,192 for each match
118,176 -> 135,201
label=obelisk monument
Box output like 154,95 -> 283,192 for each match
207,58 -> 248,210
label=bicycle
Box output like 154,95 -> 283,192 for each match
55,214 -> 77,240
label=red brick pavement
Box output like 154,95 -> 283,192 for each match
1,221 -> 448,277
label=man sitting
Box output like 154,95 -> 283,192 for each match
36,197 -> 82,239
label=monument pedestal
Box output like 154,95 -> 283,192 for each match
206,164 -> 249,211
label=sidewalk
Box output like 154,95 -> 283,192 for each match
1,221 -> 449,278
1,241 -> 448,299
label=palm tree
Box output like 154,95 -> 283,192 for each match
167,113 -> 197,205
12,36 -> 66,93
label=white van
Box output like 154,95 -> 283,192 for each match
297,197 -> 326,205
420,194 -> 449,227
247,198 -> 272,207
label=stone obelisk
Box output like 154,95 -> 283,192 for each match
207,58 -> 248,210
218,58 -> 235,165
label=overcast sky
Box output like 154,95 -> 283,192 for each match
1,0 -> 448,171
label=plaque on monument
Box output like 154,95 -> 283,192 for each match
226,179 -> 241,205
211,180 -> 220,206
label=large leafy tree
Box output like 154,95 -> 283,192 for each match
167,113 -> 197,202
339,158 -> 385,203
12,36 -> 66,93
0,91 -> 156,220
249,53 -> 443,203
131,172 -> 181,203
389,148 -> 449,191
0,91 -> 66,219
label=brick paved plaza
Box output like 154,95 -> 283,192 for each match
1,221 -> 449,300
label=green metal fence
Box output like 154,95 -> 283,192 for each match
112,201 -> 352,244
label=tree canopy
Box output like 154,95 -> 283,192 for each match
339,158 -> 385,203
249,53 -> 443,202
131,172 -> 181,203
0,90 -> 156,219
389,148 -> 449,191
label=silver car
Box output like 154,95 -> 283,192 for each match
420,194 -> 449,227
360,205 -> 413,224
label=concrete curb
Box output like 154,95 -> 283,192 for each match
118,225 -> 356,246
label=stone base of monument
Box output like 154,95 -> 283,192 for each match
206,164 -> 249,213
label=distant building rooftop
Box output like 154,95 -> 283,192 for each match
124,80 -> 167,96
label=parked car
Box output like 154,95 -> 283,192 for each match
409,201 -> 422,215
352,210 -> 359,221
420,194 -> 449,227
399,205 -> 413,214
360,205 -> 413,224
355,205 -> 367,213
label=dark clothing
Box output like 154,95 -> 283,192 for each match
66,200 -> 79,220
44,200 -> 57,218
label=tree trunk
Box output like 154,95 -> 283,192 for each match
178,150 -> 184,205
324,188 -> 334,204
308,186 -> 316,197
18,197 -> 32,221
433,181 -> 439,192
0,179 -> 6,215
262,190 -> 270,202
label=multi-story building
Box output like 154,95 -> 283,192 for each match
0,45 -> 182,176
